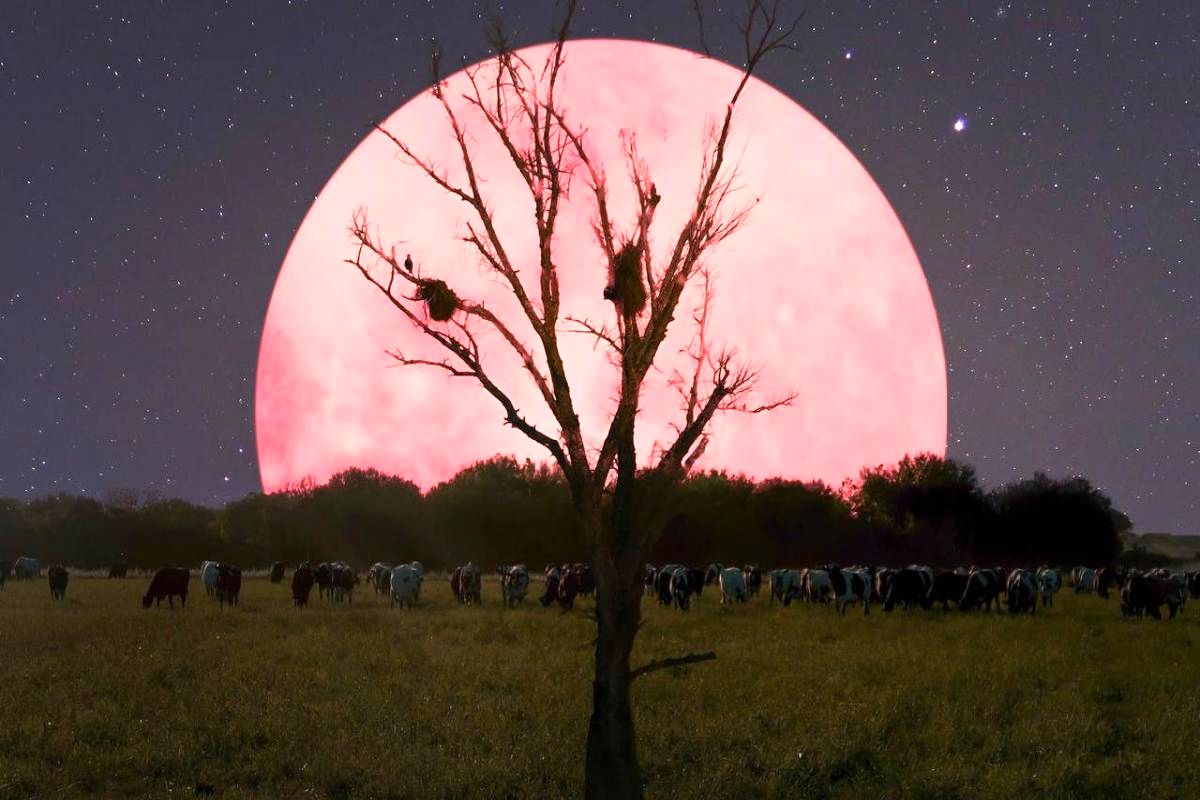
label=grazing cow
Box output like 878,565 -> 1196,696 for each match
0,560 -> 10,589
332,563 -> 357,603
719,567 -> 748,604
705,563 -> 725,586
453,562 -> 482,605
314,562 -> 335,601
828,564 -> 871,616
960,567 -> 1003,611
500,564 -> 530,607
215,564 -> 242,608
884,567 -> 931,612
669,567 -> 692,610
13,556 -> 41,580
108,563 -> 128,580
47,565 -> 69,600
1148,568 -> 1187,611
390,563 -> 421,609
268,562 -> 285,584
1095,567 -> 1120,599
1122,573 -> 1184,619
1036,567 -> 1062,607
928,570 -> 968,611
1074,567 -> 1096,594
769,569 -> 802,606
743,565 -> 763,599
1188,572 -> 1200,601
655,564 -> 683,606
574,563 -> 596,597
685,567 -> 706,599
142,567 -> 190,608
200,561 -> 219,597
1006,569 -> 1037,614
291,563 -> 315,607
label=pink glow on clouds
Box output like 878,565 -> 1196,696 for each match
255,40 -> 947,493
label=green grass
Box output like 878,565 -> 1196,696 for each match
1,576 -> 1199,799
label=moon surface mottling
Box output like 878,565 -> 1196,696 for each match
255,40 -> 947,492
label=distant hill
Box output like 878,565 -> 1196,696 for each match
1124,532 -> 1200,568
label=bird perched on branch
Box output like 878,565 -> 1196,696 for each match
404,253 -> 414,272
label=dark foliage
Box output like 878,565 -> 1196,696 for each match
0,455 -> 1130,570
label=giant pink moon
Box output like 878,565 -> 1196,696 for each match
255,40 -> 947,493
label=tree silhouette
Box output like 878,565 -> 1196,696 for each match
342,2 -> 800,795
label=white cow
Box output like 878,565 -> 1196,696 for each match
200,561 -> 219,597
718,567 -> 748,604
1074,567 -> 1096,594
1036,567 -> 1062,607
669,567 -> 692,610
500,564 -> 530,607
390,564 -> 421,609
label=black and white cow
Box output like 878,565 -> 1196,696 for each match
1005,569 -> 1037,614
499,564 -> 530,607
655,564 -> 683,607
801,568 -> 833,603
452,562 -> 482,605
669,567 -> 692,611
268,561 -> 286,584
314,562 -> 335,601
13,556 -> 41,580
827,564 -> 872,616
332,562 -> 357,604
1036,567 -> 1062,608
389,563 -> 421,609
769,569 -> 802,606
742,565 -> 763,599
1122,573 -> 1184,620
705,563 -> 725,586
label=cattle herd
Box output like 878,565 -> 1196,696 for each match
1,555 -> 1197,621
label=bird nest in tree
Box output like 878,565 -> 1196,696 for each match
416,279 -> 459,321
603,241 -> 646,313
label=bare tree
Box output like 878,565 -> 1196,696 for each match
345,2 -> 799,796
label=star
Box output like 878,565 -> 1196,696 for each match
953,117 -> 968,133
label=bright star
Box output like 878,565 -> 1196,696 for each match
953,117 -> 967,133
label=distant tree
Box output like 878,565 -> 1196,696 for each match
341,3 -> 799,794
848,453 -> 989,564
986,473 -> 1123,566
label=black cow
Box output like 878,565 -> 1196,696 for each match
215,564 -> 242,608
684,567 -> 706,599
928,571 -> 968,611
107,563 -> 128,579
0,560 -> 9,589
883,567 -> 930,612
142,568 -> 190,609
269,562 -> 285,584
705,563 -> 724,586
654,565 -> 680,607
1122,573 -> 1183,619
48,565 -> 69,600
291,563 -> 315,607
314,562 -> 335,601
1005,569 -> 1037,614
332,564 -> 357,603
539,565 -> 562,607
960,568 -> 1003,611
574,563 -> 595,597
743,565 -> 763,598
1095,566 -> 1120,599
1188,572 -> 1200,601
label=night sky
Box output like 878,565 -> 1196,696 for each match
1,1 -> 1195,533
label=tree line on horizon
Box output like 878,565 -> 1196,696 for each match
0,454 -> 1139,573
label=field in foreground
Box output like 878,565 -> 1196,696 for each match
2,576 -> 1199,800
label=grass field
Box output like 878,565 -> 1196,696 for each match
2,575 -> 1199,799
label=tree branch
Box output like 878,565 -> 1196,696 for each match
629,651 -> 717,680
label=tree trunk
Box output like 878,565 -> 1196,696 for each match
584,559 -> 643,800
